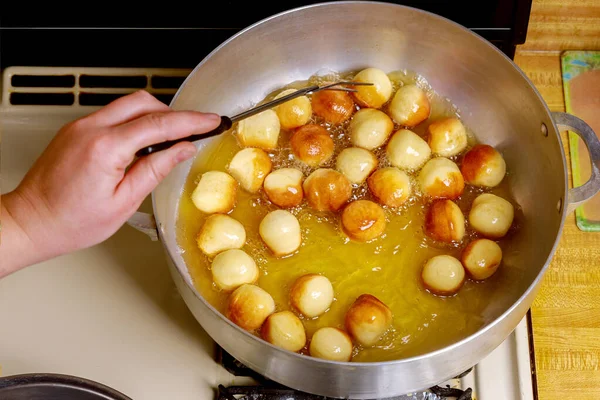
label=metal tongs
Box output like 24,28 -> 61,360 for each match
135,81 -> 373,157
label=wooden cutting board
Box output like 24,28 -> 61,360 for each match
561,51 -> 600,231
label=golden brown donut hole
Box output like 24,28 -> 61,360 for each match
388,84 -> 431,127
460,144 -> 507,188
421,255 -> 466,296
309,327 -> 353,361
417,157 -> 465,200
260,310 -> 307,352
311,89 -> 355,124
345,294 -> 393,347
461,238 -> 503,280
227,284 -> 275,331
303,168 -> 353,212
424,199 -> 465,243
341,200 -> 387,242
367,167 -> 412,208
290,124 -> 335,167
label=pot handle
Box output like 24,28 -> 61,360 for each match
552,112 -> 600,214
126,211 -> 159,241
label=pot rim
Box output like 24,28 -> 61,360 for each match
0,373 -> 132,400
156,0 -> 569,368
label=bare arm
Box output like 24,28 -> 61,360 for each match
0,90 -> 220,279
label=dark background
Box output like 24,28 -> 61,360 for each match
0,0 -> 532,69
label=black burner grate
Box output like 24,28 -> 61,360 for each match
216,348 -> 473,400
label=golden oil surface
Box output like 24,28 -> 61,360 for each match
175,70 -> 517,362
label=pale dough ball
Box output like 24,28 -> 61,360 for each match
335,147 -> 379,184
388,84 -> 431,127
237,109 -> 281,150
274,88 -> 312,129
311,89 -> 355,124
260,311 -> 307,352
341,200 -> 387,242
196,214 -> 246,257
351,67 -> 393,108
228,147 -> 272,193
386,129 -> 432,171
345,294 -> 393,347
259,210 -> 302,257
349,108 -> 394,150
460,144 -> 507,188
421,255 -> 466,296
424,199 -> 465,243
263,168 -> 304,208
228,284 -> 275,331
303,168 -> 352,212
367,167 -> 412,207
290,273 -> 334,318
191,171 -> 237,214
468,193 -> 515,239
290,124 -> 334,167
417,157 -> 465,200
461,238 -> 503,280
427,117 -> 468,157
309,327 -> 353,362
211,249 -> 259,291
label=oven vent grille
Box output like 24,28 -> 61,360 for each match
2,67 -> 193,107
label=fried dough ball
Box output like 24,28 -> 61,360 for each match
196,214 -> 246,257
311,89 -> 355,124
228,148 -> 272,193
468,193 -> 515,239
211,249 -> 259,291
460,144 -> 507,188
421,255 -> 466,296
264,168 -> 304,208
228,284 -> 275,331
341,200 -> 387,242
273,88 -> 312,129
309,327 -> 353,362
427,117 -> 468,157
461,239 -> 503,280
388,84 -> 431,127
351,67 -> 393,108
303,168 -> 352,212
424,200 -> 465,243
290,124 -> 334,167
191,171 -> 237,214
386,129 -> 432,171
417,157 -> 465,200
290,273 -> 334,318
345,294 -> 392,347
261,311 -> 307,352
367,167 -> 412,207
237,109 -> 281,150
335,147 -> 379,184
259,210 -> 302,257
348,108 -> 394,150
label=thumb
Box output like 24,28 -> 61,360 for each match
117,141 -> 197,204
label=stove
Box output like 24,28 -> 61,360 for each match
0,2 -> 537,399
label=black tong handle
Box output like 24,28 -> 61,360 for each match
135,116 -> 233,157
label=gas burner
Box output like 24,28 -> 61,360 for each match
216,347 -> 473,400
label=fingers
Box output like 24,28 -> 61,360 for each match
85,90 -> 171,127
116,141 -> 197,204
114,109 -> 221,156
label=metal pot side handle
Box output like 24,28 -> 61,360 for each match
127,211 -> 159,241
552,112 -> 600,214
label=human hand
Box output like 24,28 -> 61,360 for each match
1,90 -> 220,277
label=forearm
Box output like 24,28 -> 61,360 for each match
0,191 -> 51,279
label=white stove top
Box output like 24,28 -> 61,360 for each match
0,67 -> 536,400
